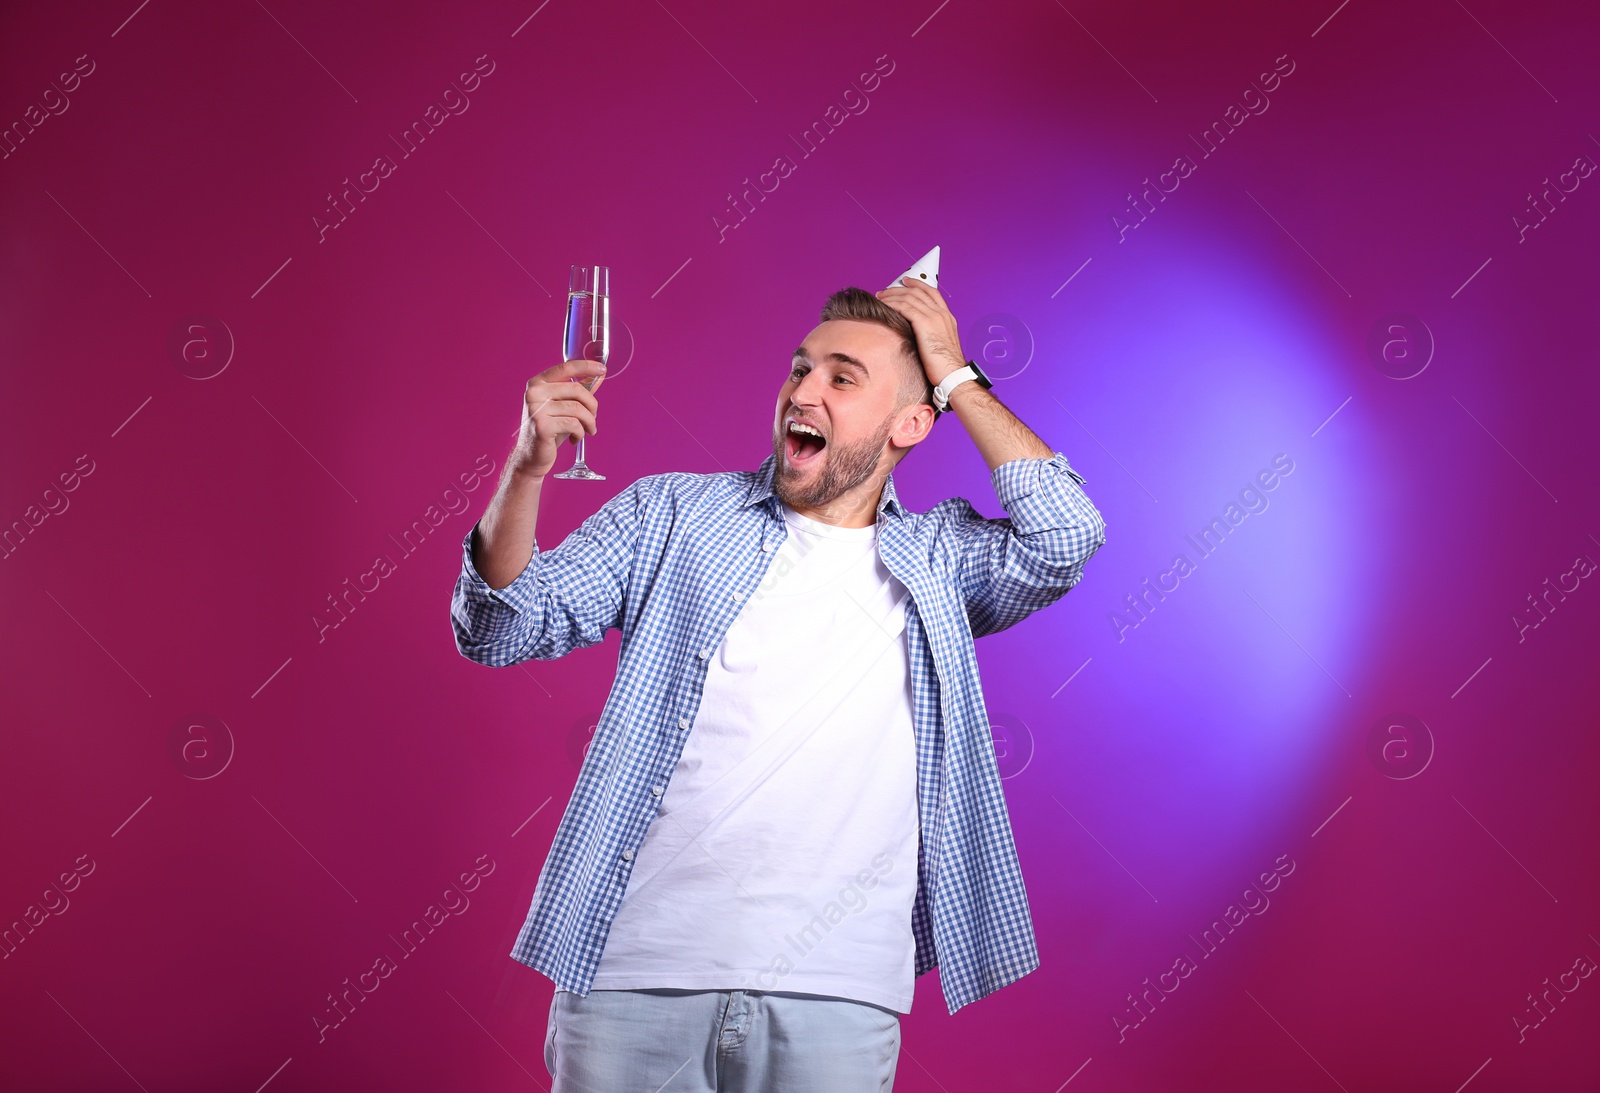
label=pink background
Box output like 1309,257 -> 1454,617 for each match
3,0 -> 1598,1088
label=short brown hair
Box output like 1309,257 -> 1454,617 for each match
818,287 -> 935,410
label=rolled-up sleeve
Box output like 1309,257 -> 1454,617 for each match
450,477 -> 653,666
940,451 -> 1107,639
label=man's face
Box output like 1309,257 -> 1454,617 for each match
771,320 -> 918,510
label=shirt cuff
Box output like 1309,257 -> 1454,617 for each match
991,451 -> 1087,509
458,524 -> 542,613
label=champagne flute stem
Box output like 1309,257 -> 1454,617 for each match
575,375 -> 597,467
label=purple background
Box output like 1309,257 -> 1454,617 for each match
4,0 -> 1598,1089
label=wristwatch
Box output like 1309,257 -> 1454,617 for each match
932,359 -> 993,412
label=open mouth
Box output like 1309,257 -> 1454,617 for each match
783,418 -> 827,467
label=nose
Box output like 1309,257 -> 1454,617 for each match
790,367 -> 827,407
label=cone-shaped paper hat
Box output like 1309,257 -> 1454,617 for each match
886,245 -> 940,290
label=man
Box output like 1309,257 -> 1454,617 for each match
450,266 -> 1106,1092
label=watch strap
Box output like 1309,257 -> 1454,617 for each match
933,361 -> 990,411
931,366 -> 972,411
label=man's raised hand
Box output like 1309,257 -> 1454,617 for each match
513,358 -> 605,478
876,275 -> 967,388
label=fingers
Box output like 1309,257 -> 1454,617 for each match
881,279 -> 957,327
528,400 -> 598,442
534,407 -> 598,451
545,357 -> 609,383
876,279 -> 964,372
540,358 -> 608,396
526,376 -> 600,415
562,379 -> 601,413
544,406 -> 597,438
879,289 -> 950,331
878,275 -> 947,308
876,289 -> 939,324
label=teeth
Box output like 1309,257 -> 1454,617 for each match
790,422 -> 822,438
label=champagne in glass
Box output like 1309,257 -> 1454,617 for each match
554,264 -> 609,481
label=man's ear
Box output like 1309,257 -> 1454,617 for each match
889,402 -> 937,450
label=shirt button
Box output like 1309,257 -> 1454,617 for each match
697,649 -> 709,660
677,718 -> 690,731
761,541 -> 774,552
621,849 -> 634,862
650,785 -> 663,797
732,591 -> 743,602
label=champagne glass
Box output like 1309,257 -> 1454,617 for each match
554,264 -> 609,480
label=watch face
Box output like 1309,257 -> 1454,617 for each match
966,359 -> 994,387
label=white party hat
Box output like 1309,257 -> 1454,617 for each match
886,245 -> 939,290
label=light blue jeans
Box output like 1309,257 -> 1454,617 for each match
544,987 -> 901,1092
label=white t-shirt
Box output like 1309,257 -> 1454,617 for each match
589,501 -> 922,1012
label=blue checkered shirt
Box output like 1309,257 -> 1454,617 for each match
450,450 -> 1105,1014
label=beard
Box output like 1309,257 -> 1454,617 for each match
772,414 -> 895,510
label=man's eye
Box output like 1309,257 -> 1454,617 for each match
834,374 -> 852,384
789,364 -> 806,379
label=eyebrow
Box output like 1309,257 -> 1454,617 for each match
792,347 -> 871,375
